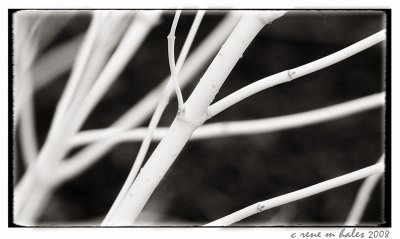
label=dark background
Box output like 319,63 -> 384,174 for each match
14,10 -> 387,226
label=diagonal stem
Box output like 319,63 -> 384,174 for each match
55,12 -> 241,184
103,9 -> 206,224
207,30 -> 386,118
69,92 -> 384,147
167,10 -> 184,109
103,10 -> 287,226
345,156 -> 384,225
205,160 -> 385,226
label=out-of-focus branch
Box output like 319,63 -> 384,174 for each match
15,10 -> 161,225
69,92 -> 385,148
56,12 -> 241,183
14,12 -> 106,225
32,34 -> 84,91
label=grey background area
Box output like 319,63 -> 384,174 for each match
14,10 -> 387,225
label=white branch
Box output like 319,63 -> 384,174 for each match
64,11 -> 135,119
14,14 -> 42,123
167,10 -> 184,109
102,98 -> 168,224
14,11 -> 162,224
205,160 -> 385,226
103,10 -> 206,224
111,12 -> 241,128
69,92 -> 385,147
45,12 -> 106,142
103,10 -> 287,226
17,47 -> 39,167
14,14 -> 54,166
38,10 -> 161,166
207,30 -> 386,118
14,12 -> 106,224
174,10 -> 206,76
56,12 -> 241,183
61,10 -> 162,141
345,156 -> 384,225
19,94 -> 38,166
32,34 -> 84,91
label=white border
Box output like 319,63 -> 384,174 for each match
1,0 -> 398,238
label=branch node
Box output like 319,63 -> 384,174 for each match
256,203 -> 266,212
177,105 -> 186,117
176,107 -> 205,128
287,69 -> 296,80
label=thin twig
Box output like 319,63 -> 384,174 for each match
103,10 -> 206,224
102,98 -> 169,224
112,11 -> 240,128
207,30 -> 386,118
205,160 -> 385,226
56,12 -> 241,184
167,10 -> 184,109
103,10 -> 287,226
69,92 -> 384,147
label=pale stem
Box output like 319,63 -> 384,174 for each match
14,10 -> 161,224
102,99 -> 169,223
103,10 -> 206,223
205,161 -> 385,226
23,11 -> 77,55
14,13 -> 105,222
345,156 -> 384,225
58,10 -> 162,145
112,11 -> 240,128
14,14 -> 41,122
170,10 -> 206,111
67,11 -> 135,115
28,12 -> 83,91
103,11 -> 287,226
17,44 -> 38,167
32,34 -> 84,91
70,92 -> 384,147
37,10 -> 160,168
45,12 -> 105,142
56,12 -> 241,183
16,11 -> 77,167
167,10 -> 184,109
13,15 -> 38,126
14,14 -> 43,166
15,183 -> 53,226
173,10 -> 206,87
14,162 -> 58,224
19,89 -> 38,166
207,30 -> 386,118
14,168 -> 36,218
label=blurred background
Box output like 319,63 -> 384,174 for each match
13,10 -> 387,226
